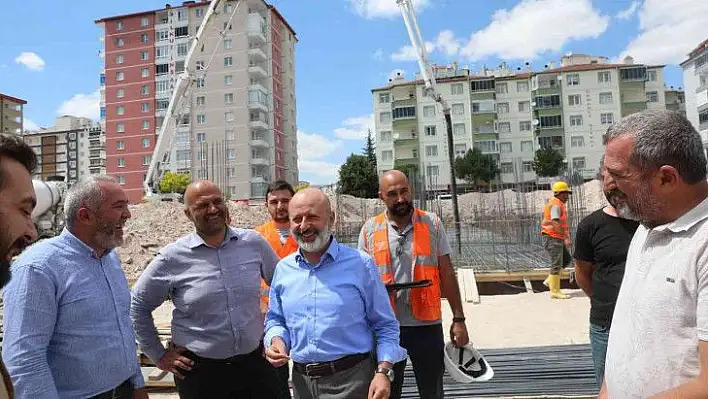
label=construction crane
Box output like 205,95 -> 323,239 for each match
143,0 -> 240,198
396,0 -> 462,254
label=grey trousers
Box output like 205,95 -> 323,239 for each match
543,235 -> 571,275
292,356 -> 375,399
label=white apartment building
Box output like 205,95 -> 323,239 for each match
681,39 -> 708,150
373,54 -> 667,191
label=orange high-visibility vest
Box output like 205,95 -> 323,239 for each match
254,220 -> 299,312
361,209 -> 442,322
540,196 -> 569,240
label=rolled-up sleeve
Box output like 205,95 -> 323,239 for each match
1,264 -> 61,398
258,236 -> 279,286
130,251 -> 172,364
360,255 -> 407,363
264,263 -> 291,350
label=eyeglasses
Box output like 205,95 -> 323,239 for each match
395,231 -> 409,258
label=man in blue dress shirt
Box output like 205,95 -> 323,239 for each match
131,180 -> 281,398
264,188 -> 407,399
2,175 -> 148,399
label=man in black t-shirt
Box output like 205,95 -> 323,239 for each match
573,166 -> 639,386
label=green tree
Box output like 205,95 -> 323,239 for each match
454,148 -> 499,189
159,171 -> 191,194
393,160 -> 419,179
532,147 -> 566,177
363,129 -> 377,171
338,154 -> 378,198
294,181 -> 310,192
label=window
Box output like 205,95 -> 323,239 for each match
598,71 -> 611,83
599,92 -> 613,104
142,137 -> 151,148
572,157 -> 586,170
497,103 -> 509,114
224,57 -> 233,67
156,80 -> 169,93
225,112 -> 234,122
494,82 -> 507,93
451,83 -> 464,95
156,30 -> 168,41
116,38 -> 124,47
378,93 -> 390,103
647,70 -> 657,81
224,93 -> 234,104
116,21 -> 123,30
197,77 -> 205,88
571,136 -> 585,148
500,142 -> 512,153
177,43 -> 188,57
174,26 -> 188,37
382,150 -> 393,161
156,46 -> 168,58
424,125 -> 436,136
116,55 -> 124,64
197,133 -> 206,143
646,91 -> 659,102
197,114 -> 206,124
379,112 -> 391,123
517,81 -> 529,92
141,17 -> 149,27
538,136 -> 563,149
518,101 -> 530,112
379,131 -> 392,142
521,141 -> 533,152
141,33 -> 149,43
142,68 -> 149,78
452,104 -> 464,115
453,123 -> 466,135
519,121 -> 531,131
196,7 -> 205,17
425,145 -> 438,157
423,106 -> 435,117
142,121 -> 150,130
117,158 -> 126,167
455,144 -> 467,157
568,94 -> 581,106
566,74 -> 580,86
116,89 -> 124,98
196,96 -> 205,106
569,115 -> 583,126
116,140 -> 125,150
224,75 -> 232,85
426,165 -> 439,176
117,123 -> 125,133
522,161 -> 533,172
142,103 -> 150,113
540,115 -> 562,128
117,176 -> 126,185
226,129 -> 236,141
601,113 -> 614,125
501,163 -> 514,174
117,106 -> 125,115
498,122 -> 511,133
116,71 -> 124,81
142,155 -> 152,165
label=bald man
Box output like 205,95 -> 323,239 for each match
130,180 -> 282,398
264,188 -> 406,399
358,170 -> 469,399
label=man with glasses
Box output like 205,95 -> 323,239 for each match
358,169 -> 469,399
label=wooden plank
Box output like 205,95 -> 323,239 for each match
459,268 -> 480,304
148,368 -> 169,382
142,367 -> 175,388
473,269 -> 571,283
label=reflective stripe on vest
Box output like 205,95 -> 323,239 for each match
254,220 -> 299,311
362,209 -> 442,322
540,196 -> 569,239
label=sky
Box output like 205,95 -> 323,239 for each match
1,0 -> 707,185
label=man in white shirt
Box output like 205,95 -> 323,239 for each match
600,109 -> 708,398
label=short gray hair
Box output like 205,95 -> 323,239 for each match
64,175 -> 118,229
604,109 -> 707,184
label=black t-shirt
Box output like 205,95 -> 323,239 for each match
573,208 -> 640,327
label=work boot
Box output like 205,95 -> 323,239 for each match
548,275 -> 569,300
543,276 -> 550,287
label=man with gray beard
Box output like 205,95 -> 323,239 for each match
2,175 -> 148,399
572,162 -> 640,386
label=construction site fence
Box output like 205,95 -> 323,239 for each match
326,170 -> 601,273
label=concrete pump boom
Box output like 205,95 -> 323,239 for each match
396,0 -> 462,253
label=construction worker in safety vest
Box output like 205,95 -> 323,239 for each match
541,180 -> 573,299
358,169 -> 469,399
254,180 -> 298,399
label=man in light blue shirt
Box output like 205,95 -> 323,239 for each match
264,188 -> 406,399
2,175 -> 147,399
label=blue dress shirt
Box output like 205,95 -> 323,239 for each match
264,237 -> 407,364
1,229 -> 144,399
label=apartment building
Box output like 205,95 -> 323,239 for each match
22,116 -> 107,183
373,54 -> 666,191
96,0 -> 298,203
680,38 -> 708,149
665,88 -> 686,117
0,93 -> 26,135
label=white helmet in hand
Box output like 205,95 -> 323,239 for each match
443,341 -> 494,383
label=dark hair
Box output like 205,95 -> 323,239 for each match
266,180 -> 295,199
0,134 -> 37,190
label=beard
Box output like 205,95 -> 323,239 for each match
604,188 -> 639,221
0,235 -> 32,288
389,201 -> 413,217
272,210 -> 289,224
624,181 -> 663,227
197,210 -> 228,236
94,217 -> 126,251
293,224 -> 332,253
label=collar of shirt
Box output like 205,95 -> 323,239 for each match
384,211 -> 413,235
186,226 -> 239,249
295,236 -> 339,269
653,195 -> 708,233
57,228 -> 110,259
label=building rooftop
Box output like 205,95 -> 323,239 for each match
0,93 -> 27,105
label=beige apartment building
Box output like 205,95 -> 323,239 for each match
0,93 -> 26,135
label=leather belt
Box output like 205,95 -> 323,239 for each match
293,353 -> 370,378
185,344 -> 262,365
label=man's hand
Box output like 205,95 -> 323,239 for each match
133,388 -> 149,399
368,373 -> 391,399
156,346 -> 194,380
564,238 -> 572,248
265,337 -> 290,367
450,321 -> 470,347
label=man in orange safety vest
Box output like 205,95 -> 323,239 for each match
254,180 -> 298,399
540,180 -> 573,299
358,169 -> 469,399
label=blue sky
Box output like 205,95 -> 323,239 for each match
1,0 -> 706,185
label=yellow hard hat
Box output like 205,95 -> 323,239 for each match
552,181 -> 572,194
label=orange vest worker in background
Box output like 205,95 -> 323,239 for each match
254,180 -> 298,399
540,181 -> 573,299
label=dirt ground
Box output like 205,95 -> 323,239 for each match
146,288 -> 591,398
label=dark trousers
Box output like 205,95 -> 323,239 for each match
175,344 -> 280,399
276,363 -> 292,399
390,324 -> 445,399
89,379 -> 133,399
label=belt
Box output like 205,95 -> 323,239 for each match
293,353 -> 370,378
185,343 -> 262,365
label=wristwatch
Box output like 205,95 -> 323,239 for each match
452,316 -> 466,323
375,366 -> 394,382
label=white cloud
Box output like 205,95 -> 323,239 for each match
392,41 -> 434,62
373,48 -> 384,61
617,0 -> 708,65
348,0 -> 429,19
14,52 -> 45,71
616,0 -> 640,20
297,130 -> 343,181
23,119 -> 40,132
333,114 -> 374,140
459,0 -> 610,61
57,89 -> 101,120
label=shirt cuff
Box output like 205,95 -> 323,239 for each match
144,345 -> 167,367
264,327 -> 291,351
376,343 -> 408,364
131,370 -> 146,389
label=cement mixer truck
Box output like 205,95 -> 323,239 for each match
31,178 -> 67,239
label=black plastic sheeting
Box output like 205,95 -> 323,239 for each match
399,344 -> 601,398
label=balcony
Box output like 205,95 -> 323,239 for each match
620,66 -> 647,83
247,13 -> 267,44
251,156 -> 270,166
248,89 -> 269,112
250,133 -> 269,148
249,111 -> 269,130
250,175 -> 271,184
393,131 -> 418,145
473,124 -> 496,135
533,94 -> 561,109
472,100 -> 496,114
476,140 -> 500,155
696,88 -> 708,108
248,45 -> 267,61
88,140 -> 105,149
248,61 -> 268,79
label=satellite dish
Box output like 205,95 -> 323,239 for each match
532,119 -> 539,125
531,101 -> 536,107
393,133 -> 400,140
